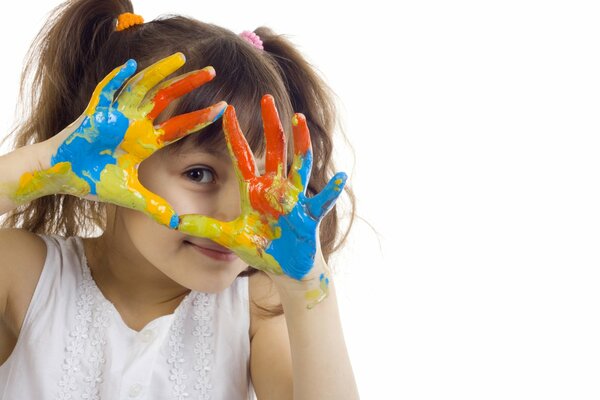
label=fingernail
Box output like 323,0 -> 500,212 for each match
212,101 -> 228,121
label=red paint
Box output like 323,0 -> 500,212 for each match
223,104 -> 290,219
147,67 -> 216,120
157,106 -> 215,145
292,112 -> 311,155
223,105 -> 258,180
261,94 -> 287,177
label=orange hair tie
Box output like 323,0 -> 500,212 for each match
116,12 -> 144,32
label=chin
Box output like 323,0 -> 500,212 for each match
185,273 -> 242,294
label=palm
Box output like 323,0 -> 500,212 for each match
178,95 -> 347,280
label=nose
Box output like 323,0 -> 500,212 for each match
211,177 -> 242,222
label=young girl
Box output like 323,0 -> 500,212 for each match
0,0 -> 358,399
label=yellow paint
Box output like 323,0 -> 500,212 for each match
65,120 -> 101,146
117,53 -> 186,111
12,162 -> 90,204
179,212 -> 284,276
305,288 -> 323,303
120,120 -> 160,161
96,163 -> 176,227
84,65 -> 123,115
305,273 -> 330,309
288,153 -> 305,192
264,180 -> 300,214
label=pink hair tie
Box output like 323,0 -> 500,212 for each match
239,30 -> 264,51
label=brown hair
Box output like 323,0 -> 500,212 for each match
1,0 -> 357,314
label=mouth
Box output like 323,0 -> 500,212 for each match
183,240 -> 239,262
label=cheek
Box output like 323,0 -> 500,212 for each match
120,207 -> 250,293
118,206 -> 189,277
138,156 -> 219,217
121,206 -> 181,248
138,154 -> 187,210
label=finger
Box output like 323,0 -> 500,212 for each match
134,183 -> 180,229
116,52 -> 186,111
145,66 -> 217,120
305,172 -> 347,221
155,101 -> 227,147
96,164 -> 180,229
86,59 -> 137,112
260,94 -> 287,177
223,105 -> 257,181
178,214 -> 231,241
288,113 -> 313,194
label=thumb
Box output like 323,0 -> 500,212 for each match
306,172 -> 347,221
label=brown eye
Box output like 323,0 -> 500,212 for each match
183,167 -> 216,184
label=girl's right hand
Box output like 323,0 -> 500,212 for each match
15,52 -> 226,229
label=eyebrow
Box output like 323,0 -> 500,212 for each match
179,147 -> 266,169
177,146 -> 228,157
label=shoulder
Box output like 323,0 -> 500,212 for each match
0,228 -> 47,335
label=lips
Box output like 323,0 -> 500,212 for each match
184,239 -> 233,254
184,239 -> 239,262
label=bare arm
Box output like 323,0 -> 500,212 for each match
0,139 -> 55,216
250,262 -> 359,400
278,279 -> 359,399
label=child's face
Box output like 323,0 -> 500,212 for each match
116,132 -> 265,293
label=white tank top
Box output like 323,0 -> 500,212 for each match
0,234 -> 255,400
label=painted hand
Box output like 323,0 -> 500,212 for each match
14,53 -> 226,228
178,94 -> 347,307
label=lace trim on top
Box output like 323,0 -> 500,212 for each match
56,249 -> 113,400
192,293 -> 216,398
167,291 -> 216,400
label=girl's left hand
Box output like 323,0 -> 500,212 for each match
178,94 -> 347,307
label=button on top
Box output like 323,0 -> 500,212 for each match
128,383 -> 143,398
139,329 -> 155,343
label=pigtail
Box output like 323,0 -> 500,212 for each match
2,0 -> 134,235
254,27 -> 357,263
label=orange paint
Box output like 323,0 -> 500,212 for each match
261,95 -> 287,177
147,67 -> 216,120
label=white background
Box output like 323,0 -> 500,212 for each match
1,1 -> 600,399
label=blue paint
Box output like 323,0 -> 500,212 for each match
306,172 -> 347,220
265,192 -> 318,280
50,109 -> 130,194
169,214 -> 179,230
50,60 -> 137,194
296,149 -> 313,189
264,153 -> 347,280
98,59 -> 137,108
